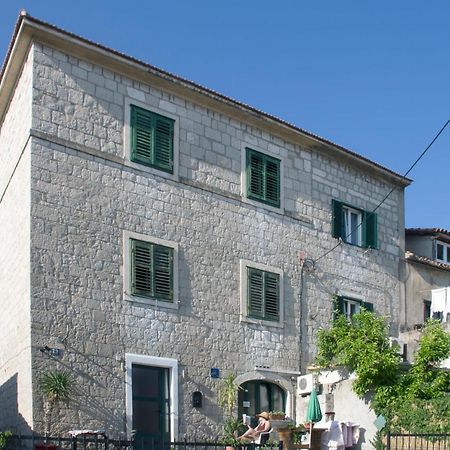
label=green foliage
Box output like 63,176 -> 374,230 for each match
218,373 -> 241,419
0,431 -> 12,450
218,374 -> 245,445
390,396 -> 450,434
369,430 -> 385,450
39,370 -> 74,403
315,312 -> 450,432
316,309 -> 400,397
39,370 -> 75,435
402,321 -> 450,401
221,417 -> 246,446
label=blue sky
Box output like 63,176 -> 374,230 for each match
1,1 -> 449,229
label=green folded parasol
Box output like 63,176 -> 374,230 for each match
306,388 -> 322,424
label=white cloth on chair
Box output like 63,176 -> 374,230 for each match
321,421 -> 345,450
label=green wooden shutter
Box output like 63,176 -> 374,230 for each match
264,272 -> 280,321
130,105 -> 174,173
131,106 -> 154,165
131,239 -> 173,302
131,239 -> 153,297
248,268 -> 264,318
362,301 -> 374,312
153,245 -> 173,301
265,157 -> 280,207
247,149 -> 264,200
154,115 -> 174,173
247,149 -> 280,207
332,200 -> 344,239
364,211 -> 378,249
333,296 -> 345,321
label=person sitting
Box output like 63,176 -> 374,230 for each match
238,411 -> 272,443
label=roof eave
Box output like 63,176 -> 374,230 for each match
0,13 -> 411,188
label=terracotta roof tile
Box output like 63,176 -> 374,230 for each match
405,251 -> 450,272
406,228 -> 450,238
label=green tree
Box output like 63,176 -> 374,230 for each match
315,311 -> 450,431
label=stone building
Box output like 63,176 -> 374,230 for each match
399,228 -> 450,362
0,12 -> 410,443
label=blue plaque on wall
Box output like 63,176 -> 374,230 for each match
210,368 -> 220,378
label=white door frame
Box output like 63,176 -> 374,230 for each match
125,354 -> 178,441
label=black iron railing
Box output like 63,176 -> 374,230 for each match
7,435 -> 283,450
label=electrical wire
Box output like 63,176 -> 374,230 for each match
314,119 -> 450,263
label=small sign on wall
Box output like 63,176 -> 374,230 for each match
243,401 -> 250,408
210,368 -> 220,378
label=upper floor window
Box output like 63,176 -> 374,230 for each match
246,148 -> 281,208
247,267 -> 280,322
435,241 -> 450,264
123,231 -> 179,308
334,296 -> 373,321
130,104 -> 174,173
240,260 -> 284,327
332,200 -> 377,249
131,238 -> 173,301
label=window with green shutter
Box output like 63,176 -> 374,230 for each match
332,200 -> 377,249
334,296 -> 373,321
130,105 -> 174,173
131,239 -> 173,302
247,267 -> 280,321
246,148 -> 281,208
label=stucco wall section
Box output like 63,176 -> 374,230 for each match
406,235 -> 434,259
0,47 -> 33,431
29,42 -> 405,438
297,370 -> 377,450
401,260 -> 450,330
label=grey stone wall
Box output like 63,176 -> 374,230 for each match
7,40 -> 406,437
0,49 -> 33,431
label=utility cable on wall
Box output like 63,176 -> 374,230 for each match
314,119 -> 450,264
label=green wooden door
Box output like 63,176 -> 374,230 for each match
132,365 -> 170,448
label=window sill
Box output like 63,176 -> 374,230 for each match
123,159 -> 179,182
240,315 -> 284,329
241,196 -> 284,214
124,293 -> 179,310
335,237 -> 376,250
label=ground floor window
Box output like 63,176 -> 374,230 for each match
238,380 -> 286,427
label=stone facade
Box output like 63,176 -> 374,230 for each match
0,47 -> 33,431
0,15 -> 408,444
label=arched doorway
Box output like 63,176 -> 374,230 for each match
238,380 -> 286,427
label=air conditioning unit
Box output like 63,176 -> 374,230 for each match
297,374 -> 317,395
389,337 -> 407,360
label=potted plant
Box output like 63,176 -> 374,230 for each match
222,418 -> 243,450
268,410 -> 286,420
37,370 -> 75,449
0,431 -> 12,450
217,374 -> 244,450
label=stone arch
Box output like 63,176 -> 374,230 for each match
235,371 -> 295,419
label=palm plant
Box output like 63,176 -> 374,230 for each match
218,373 -> 240,419
39,370 -> 74,435
218,374 -> 244,447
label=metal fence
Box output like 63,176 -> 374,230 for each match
387,432 -> 450,450
6,435 -> 283,450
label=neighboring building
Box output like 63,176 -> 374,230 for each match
0,12 -> 410,444
402,228 -> 450,329
400,228 -> 450,362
